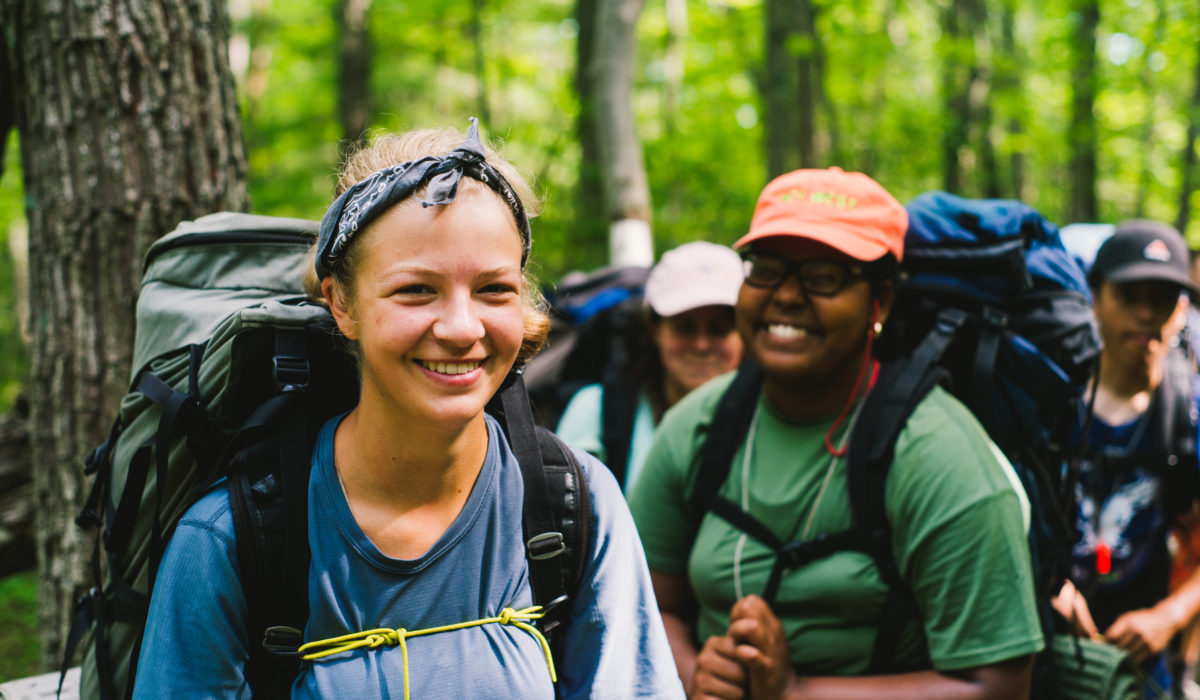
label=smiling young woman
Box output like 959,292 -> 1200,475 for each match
628,168 -> 1044,700
132,121 -> 684,699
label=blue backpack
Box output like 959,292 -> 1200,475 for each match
690,192 -> 1104,683
884,191 -> 1101,600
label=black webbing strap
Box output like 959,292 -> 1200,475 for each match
600,374 -> 636,488
969,306 -> 1006,416
691,362 -> 763,514
846,315 -> 960,673
230,328 -> 314,698
493,373 -> 570,618
123,345 -> 207,700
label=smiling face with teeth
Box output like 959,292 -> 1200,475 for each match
736,236 -> 893,422
324,188 -> 526,431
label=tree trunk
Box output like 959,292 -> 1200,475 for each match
0,396 -> 33,579
338,0 -> 373,152
998,1 -> 1026,200
662,0 -> 687,134
763,0 -> 802,177
468,0 -> 492,130
1134,0 -> 1166,219
940,0 -> 976,195
574,0 -> 607,265
794,0 -> 819,169
0,0 -> 249,670
1177,34 -> 1200,236
1068,0 -> 1100,223
589,0 -> 653,266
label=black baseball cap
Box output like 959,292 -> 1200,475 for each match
1087,219 -> 1197,295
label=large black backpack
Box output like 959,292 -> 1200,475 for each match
690,193 -> 1108,691
524,264 -> 650,487
65,213 -> 592,700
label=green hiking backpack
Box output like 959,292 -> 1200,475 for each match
65,212 -> 591,700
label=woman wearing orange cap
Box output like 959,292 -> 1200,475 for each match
628,168 -> 1043,699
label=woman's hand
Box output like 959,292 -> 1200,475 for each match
690,635 -> 749,700
1104,607 -> 1177,663
728,595 -> 795,700
1051,579 -> 1100,639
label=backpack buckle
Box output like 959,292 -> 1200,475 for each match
272,356 -> 310,392
527,531 -> 565,560
262,626 -> 303,656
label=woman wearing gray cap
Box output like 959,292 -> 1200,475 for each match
132,122 -> 683,699
1054,219 -> 1200,696
556,241 -> 744,493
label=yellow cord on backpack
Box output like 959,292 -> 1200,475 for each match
297,605 -> 557,698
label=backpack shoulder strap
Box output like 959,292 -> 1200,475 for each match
690,362 -> 763,517
845,311 -> 960,673
491,372 -> 594,642
228,329 -> 323,698
1159,348 -> 1198,459
599,374 -> 638,488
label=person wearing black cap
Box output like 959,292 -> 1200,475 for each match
1053,219 -> 1200,695
132,122 -> 683,698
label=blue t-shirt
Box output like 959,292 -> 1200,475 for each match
133,413 -> 683,699
1070,382 -> 1200,696
1071,395 -> 1199,629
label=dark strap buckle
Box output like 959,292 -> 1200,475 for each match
272,356 -> 310,392
527,532 -> 565,560
263,626 -> 303,656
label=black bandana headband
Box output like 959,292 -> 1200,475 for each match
315,118 -> 532,279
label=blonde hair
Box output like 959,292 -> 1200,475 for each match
305,126 -> 549,364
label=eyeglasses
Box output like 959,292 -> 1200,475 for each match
741,252 -> 865,296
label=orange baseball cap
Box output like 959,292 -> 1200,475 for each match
733,167 -> 907,262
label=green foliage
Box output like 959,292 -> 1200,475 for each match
196,0 -> 1200,274
2,0 -> 1200,307
0,132 -> 28,413
0,570 -> 40,681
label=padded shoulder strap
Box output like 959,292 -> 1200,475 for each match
845,312 -> 960,673
490,372 -> 593,640
229,329 -> 323,698
845,314 -> 958,534
534,427 -> 593,636
600,375 -> 638,488
690,362 -> 763,516
1159,349 -> 1198,458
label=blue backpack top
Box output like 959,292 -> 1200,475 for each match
888,191 -> 1101,458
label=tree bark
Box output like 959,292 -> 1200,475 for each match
338,0 -> 373,153
468,0 -> 492,130
764,0 -> 802,177
1068,0 -> 1100,222
1177,34 -> 1200,236
1134,0 -> 1167,219
940,0 -> 977,195
0,0 -> 248,670
662,0 -> 687,134
0,397 -> 33,579
998,1 -> 1026,200
574,0 -> 607,264
589,0 -> 653,266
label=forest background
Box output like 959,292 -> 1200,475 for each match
0,0 -> 1197,680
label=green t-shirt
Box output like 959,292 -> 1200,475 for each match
628,372 -> 1045,675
